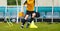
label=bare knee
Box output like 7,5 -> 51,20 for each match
32,13 -> 36,18
24,15 -> 29,20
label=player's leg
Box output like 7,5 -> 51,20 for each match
30,13 -> 36,22
21,14 -> 29,28
26,16 -> 31,28
26,12 -> 36,28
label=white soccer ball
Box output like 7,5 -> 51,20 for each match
12,19 -> 16,22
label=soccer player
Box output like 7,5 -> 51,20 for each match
21,0 -> 36,28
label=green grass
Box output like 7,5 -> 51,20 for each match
0,22 -> 60,31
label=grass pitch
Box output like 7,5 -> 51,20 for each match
0,22 -> 60,31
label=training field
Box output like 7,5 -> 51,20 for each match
0,22 -> 60,31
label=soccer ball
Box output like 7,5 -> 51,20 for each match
11,19 -> 16,22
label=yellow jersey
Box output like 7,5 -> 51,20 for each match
24,0 -> 35,11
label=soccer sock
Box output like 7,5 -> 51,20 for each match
26,18 -> 33,28
21,19 -> 26,25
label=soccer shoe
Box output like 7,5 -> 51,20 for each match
20,25 -> 24,29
